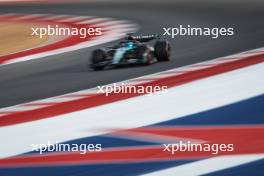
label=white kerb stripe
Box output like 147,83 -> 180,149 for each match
77,18 -> 111,24
58,16 -> 91,22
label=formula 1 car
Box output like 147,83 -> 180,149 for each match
89,34 -> 171,70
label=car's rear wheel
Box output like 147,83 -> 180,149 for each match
90,49 -> 106,70
154,41 -> 171,61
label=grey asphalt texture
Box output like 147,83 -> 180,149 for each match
0,1 -> 263,108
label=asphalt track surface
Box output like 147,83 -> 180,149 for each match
0,1 -> 264,108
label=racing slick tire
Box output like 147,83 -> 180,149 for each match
90,49 -> 107,71
154,41 -> 171,61
136,45 -> 153,65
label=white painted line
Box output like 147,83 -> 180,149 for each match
22,96 -> 83,104
0,105 -> 47,113
75,88 -> 102,95
142,154 -> 264,176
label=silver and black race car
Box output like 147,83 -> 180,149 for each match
89,34 -> 171,70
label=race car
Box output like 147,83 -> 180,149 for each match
89,34 -> 171,70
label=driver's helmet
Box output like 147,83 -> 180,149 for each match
126,34 -> 135,41
124,42 -> 134,49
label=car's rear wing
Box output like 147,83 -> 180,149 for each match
133,34 -> 159,42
